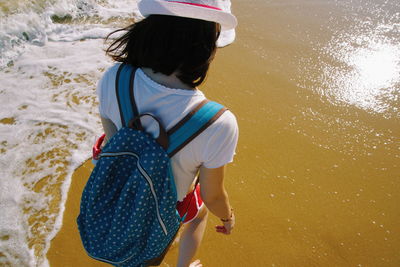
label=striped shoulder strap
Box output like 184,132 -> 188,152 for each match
115,63 -> 140,127
167,100 -> 227,157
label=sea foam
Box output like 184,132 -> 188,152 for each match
0,0 -> 140,68
0,0 -> 139,266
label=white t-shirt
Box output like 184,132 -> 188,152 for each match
97,63 -> 239,201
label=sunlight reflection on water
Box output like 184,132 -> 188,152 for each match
316,2 -> 400,117
324,38 -> 399,114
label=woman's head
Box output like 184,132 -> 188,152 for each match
106,15 -> 220,87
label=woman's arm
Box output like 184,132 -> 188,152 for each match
199,165 -> 235,234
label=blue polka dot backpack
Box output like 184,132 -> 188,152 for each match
77,63 -> 227,267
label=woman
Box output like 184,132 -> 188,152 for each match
97,1 -> 238,266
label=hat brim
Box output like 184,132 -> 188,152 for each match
138,0 -> 238,31
217,28 -> 235,48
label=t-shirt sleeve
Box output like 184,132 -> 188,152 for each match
96,70 -> 109,118
201,111 -> 239,169
97,64 -> 121,119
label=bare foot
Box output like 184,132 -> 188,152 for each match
189,259 -> 203,267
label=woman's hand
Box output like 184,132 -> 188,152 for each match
215,211 -> 235,235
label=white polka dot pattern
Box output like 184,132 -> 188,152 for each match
77,127 -> 181,266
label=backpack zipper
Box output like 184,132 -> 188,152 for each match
100,151 -> 168,235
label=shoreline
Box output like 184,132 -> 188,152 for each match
46,160 -> 110,266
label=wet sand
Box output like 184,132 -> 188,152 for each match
47,0 -> 400,266
46,160 -> 110,266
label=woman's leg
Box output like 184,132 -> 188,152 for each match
177,207 -> 208,267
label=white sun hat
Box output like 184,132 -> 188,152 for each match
137,0 -> 238,47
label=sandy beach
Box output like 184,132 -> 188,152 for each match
46,161 -> 109,266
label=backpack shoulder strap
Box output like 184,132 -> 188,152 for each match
115,64 -> 226,157
167,99 -> 227,157
115,63 -> 140,127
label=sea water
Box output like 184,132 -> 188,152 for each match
0,1 -> 139,266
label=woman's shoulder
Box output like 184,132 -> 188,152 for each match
194,105 -> 238,145
98,63 -> 122,91
102,63 -> 122,79
209,109 -> 238,133
193,108 -> 238,169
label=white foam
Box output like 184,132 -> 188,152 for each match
0,168 -> 34,267
0,1 -> 140,266
0,38 -> 109,266
0,0 -> 139,68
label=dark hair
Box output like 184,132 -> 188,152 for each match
106,15 -> 220,88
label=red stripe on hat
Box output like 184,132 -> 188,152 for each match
169,1 -> 222,11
